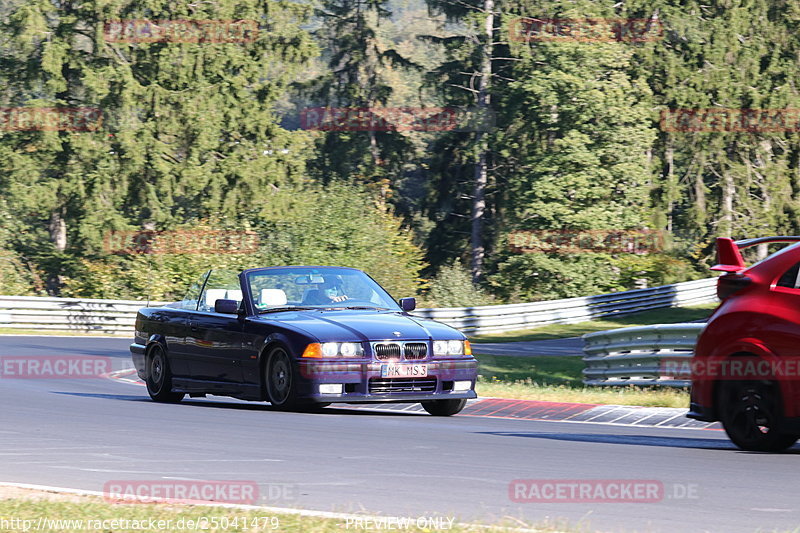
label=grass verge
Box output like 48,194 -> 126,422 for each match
0,487 -> 574,532
474,354 -> 689,408
468,303 -> 716,343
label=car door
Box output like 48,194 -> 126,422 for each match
184,270 -> 247,383
166,270 -> 210,377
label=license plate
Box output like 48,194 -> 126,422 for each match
380,363 -> 428,378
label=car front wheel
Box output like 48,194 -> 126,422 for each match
421,398 -> 467,416
718,380 -> 798,452
265,346 -> 300,410
146,345 -> 184,403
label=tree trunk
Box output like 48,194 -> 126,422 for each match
471,0 -> 493,283
720,169 -> 735,238
665,142 -> 674,233
49,208 -> 67,252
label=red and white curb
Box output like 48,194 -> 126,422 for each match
106,368 -> 719,430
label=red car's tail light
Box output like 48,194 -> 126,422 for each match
717,274 -> 752,300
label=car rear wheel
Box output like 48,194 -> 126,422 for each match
146,345 -> 184,403
421,398 -> 467,416
265,347 -> 300,410
718,380 -> 798,452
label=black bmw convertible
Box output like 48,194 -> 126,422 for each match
130,266 -> 478,415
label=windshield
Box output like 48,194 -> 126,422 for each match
245,267 -> 401,312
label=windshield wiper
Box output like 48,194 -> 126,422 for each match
257,306 -> 317,314
339,306 -> 389,310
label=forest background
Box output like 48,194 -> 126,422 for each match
1,0 -> 797,306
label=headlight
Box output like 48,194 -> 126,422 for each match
433,340 -> 467,356
314,342 -> 364,357
340,342 -> 359,356
321,342 -> 339,357
433,340 -> 449,356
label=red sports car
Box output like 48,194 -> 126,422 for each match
689,236 -> 800,451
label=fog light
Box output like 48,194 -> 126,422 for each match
319,384 -> 343,394
453,380 -> 472,392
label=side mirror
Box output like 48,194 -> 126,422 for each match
214,299 -> 240,314
399,297 -> 416,312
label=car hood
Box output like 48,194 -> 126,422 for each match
253,310 -> 462,342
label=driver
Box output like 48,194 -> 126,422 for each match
307,275 -> 349,304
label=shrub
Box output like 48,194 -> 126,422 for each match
61,184 -> 427,301
424,260 -> 496,307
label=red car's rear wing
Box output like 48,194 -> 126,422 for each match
712,236 -> 800,272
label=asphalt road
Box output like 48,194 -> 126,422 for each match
1,335 -> 798,533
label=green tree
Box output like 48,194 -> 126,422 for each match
63,183 -> 427,300
424,259 -> 495,306
0,0 -> 317,292
305,0 -> 418,202
627,0 -> 800,264
422,0 -> 500,282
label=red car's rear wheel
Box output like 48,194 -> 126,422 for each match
717,380 -> 798,452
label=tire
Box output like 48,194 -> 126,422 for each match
421,398 -> 467,416
265,346 -> 300,410
717,379 -> 798,452
146,345 -> 184,404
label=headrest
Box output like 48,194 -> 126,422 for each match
204,288 -> 228,306
261,289 -> 287,306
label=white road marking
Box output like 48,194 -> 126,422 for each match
0,482 -> 543,532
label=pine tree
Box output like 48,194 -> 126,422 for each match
627,0 -> 800,264
0,0 -> 317,291
305,0 -> 418,202
421,0 -> 503,282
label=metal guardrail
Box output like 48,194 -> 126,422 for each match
0,295 -> 164,335
0,277 -> 717,336
582,323 -> 706,387
413,277 -> 717,335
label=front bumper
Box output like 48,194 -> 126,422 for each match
296,357 -> 478,403
308,390 -> 477,404
130,342 -> 146,380
687,402 -> 716,422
